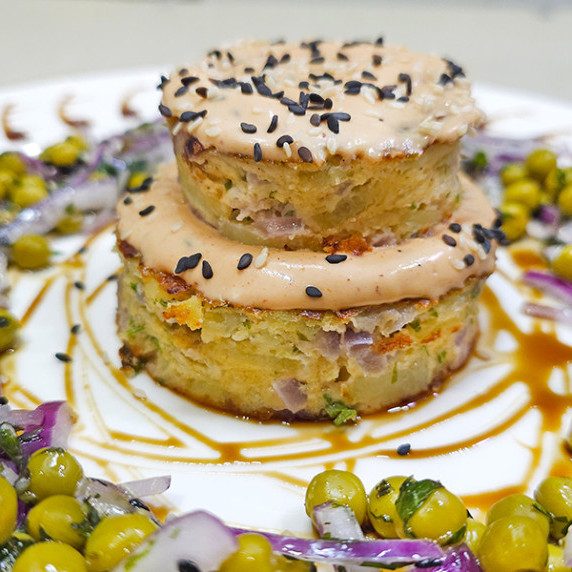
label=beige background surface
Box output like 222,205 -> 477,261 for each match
1,0 -> 571,100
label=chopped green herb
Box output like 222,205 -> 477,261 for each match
437,350 -> 447,364
129,282 -> 138,292
296,331 -> 309,341
72,501 -> 101,536
429,308 -> 439,318
127,325 -> 145,336
323,395 -> 358,426
224,179 -> 233,191
391,363 -> 398,384
409,319 -> 421,332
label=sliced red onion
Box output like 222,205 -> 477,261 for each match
522,302 -> 572,325
558,220 -> 572,244
429,544 -> 482,572
537,204 -> 560,226
230,526 -> 445,567
314,502 -> 364,541
272,378 -> 308,413
119,475 -> 171,499
19,401 -> 73,457
297,330 -> 341,361
113,511 -> 238,572
523,271 -> 572,306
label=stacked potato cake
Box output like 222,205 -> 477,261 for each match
116,39 -> 500,420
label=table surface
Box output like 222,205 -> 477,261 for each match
2,0 -> 572,102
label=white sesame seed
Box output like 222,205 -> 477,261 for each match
365,109 -> 383,119
208,117 -> 222,125
171,221 -> 183,233
205,126 -> 222,137
321,85 -> 339,98
455,124 -> 468,137
362,88 -> 376,105
308,127 -> 322,136
172,122 -> 183,136
254,247 -> 269,268
450,258 -> 465,270
186,116 -> 203,133
132,388 -> 147,400
252,107 -> 265,114
326,137 -> 337,154
283,142 -> 292,157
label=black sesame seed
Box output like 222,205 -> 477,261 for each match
374,36 -> 384,46
445,59 -> 465,79
179,110 -> 207,122
464,254 -> 475,267
438,73 -> 453,86
310,113 -> 321,127
326,116 -> 339,134
372,54 -> 382,67
202,260 -> 213,279
280,53 -> 291,64
442,234 -> 457,247
174,85 -> 189,97
337,52 -> 349,61
397,443 -> 411,456
264,54 -> 279,69
55,352 -> 72,363
288,104 -> 306,116
240,122 -> 257,134
330,112 -> 351,121
181,76 -> 199,86
177,561 -> 200,572
195,86 -> 208,98
397,96 -> 410,103
380,85 -> 397,99
178,68 -> 188,76
129,498 -> 151,511
139,206 -> 155,217
237,253 -> 253,270
157,75 -> 169,90
362,71 -> 377,80
208,49 -> 222,59
298,147 -> 313,163
244,66 -> 255,73
0,396 -> 7,405
305,286 -> 322,298
398,72 -> 412,96
280,97 -> 297,107
71,324 -> 81,335
482,239 -> 492,254
158,103 -> 172,117
106,273 -> 118,281
267,115 -> 278,133
123,196 -> 133,205
276,135 -> 294,148
298,81 -> 310,90
253,143 -> 262,162
449,223 -> 462,233
310,56 -> 325,64
240,82 -> 253,95
325,254 -> 347,264
324,98 -> 333,109
174,253 -> 202,274
74,281 -> 85,290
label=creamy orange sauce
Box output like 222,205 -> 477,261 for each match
117,164 -> 496,311
161,41 -> 484,163
0,233 -> 570,518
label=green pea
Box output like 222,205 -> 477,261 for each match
395,479 -> 467,544
499,202 -> 529,242
557,184 -> 572,217
12,234 -> 51,270
0,309 -> 19,352
27,495 -> 88,549
504,179 -> 541,211
84,513 -> 158,572
486,494 -> 550,538
41,141 -> 81,167
0,476 -> 17,544
500,163 -> 528,187
27,447 -> 84,501
478,516 -> 548,572
551,246 -> 572,284
11,175 -> 48,208
463,519 -> 486,555
305,469 -> 367,525
526,149 -> 558,181
12,541 -> 86,572
535,476 -> 572,539
55,211 -> 83,235
219,533 -> 274,572
0,152 -> 26,176
368,476 -> 407,538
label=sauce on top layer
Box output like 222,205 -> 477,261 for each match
160,39 -> 485,164
117,164 -> 499,311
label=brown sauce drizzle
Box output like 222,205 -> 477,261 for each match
1,103 -> 27,141
2,233 -> 571,517
58,95 -> 90,129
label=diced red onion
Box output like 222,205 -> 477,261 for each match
523,271 -> 572,306
113,511 -> 238,572
537,204 -> 560,226
522,302 -> 572,325
0,404 -> 43,428
314,502 -> 364,541
429,544 -> 483,572
272,378 -> 308,413
119,475 -> 171,499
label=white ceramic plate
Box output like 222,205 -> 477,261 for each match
1,70 -> 572,534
